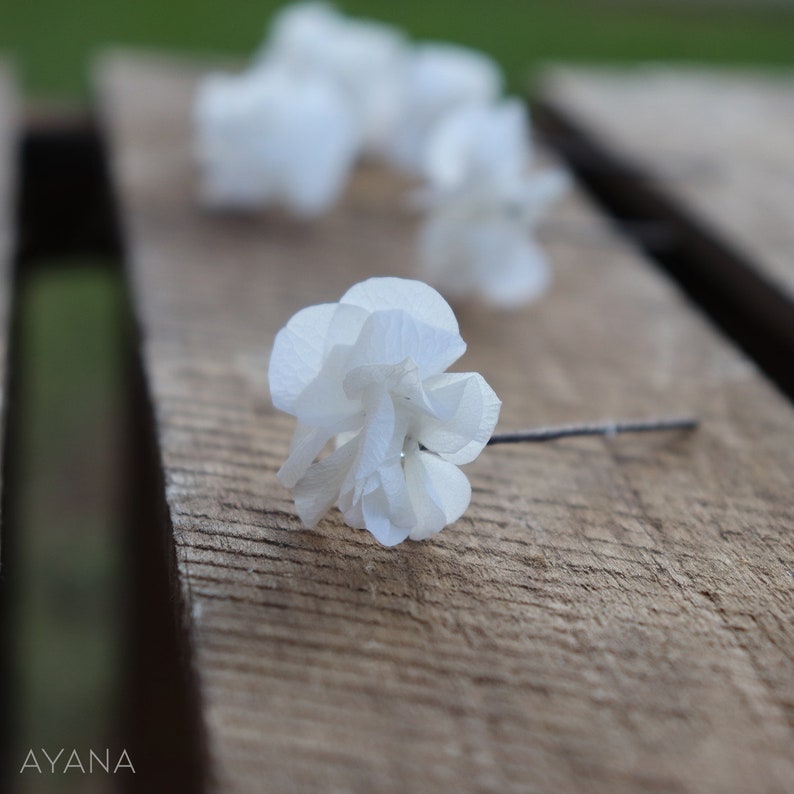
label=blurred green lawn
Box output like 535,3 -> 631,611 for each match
2,0 -> 794,98
2,2 -> 794,791
11,266 -> 125,794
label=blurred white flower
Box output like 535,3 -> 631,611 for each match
386,42 -> 502,173
417,100 -> 569,308
269,277 -> 501,546
261,2 -> 409,155
194,65 -> 358,217
423,99 -> 530,193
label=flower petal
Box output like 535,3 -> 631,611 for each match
419,372 -> 501,464
269,301 -> 369,415
340,276 -> 461,337
290,346 -> 359,427
378,460 -> 417,529
194,71 -> 282,208
269,303 -> 339,412
345,309 -> 466,378
354,389 -> 395,480
424,99 -> 529,191
419,213 -> 480,298
387,42 -> 502,172
277,77 -> 359,217
513,168 -> 570,226
478,233 -> 551,309
407,43 -> 502,113
353,460 -> 416,546
404,452 -> 472,541
343,358 -> 442,420
361,485 -> 413,547
432,216 -> 550,309
292,437 -> 359,527
277,422 -> 333,488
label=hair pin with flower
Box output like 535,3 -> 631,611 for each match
269,277 -> 697,546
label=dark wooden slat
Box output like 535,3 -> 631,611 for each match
97,52 -> 794,794
538,67 -> 794,383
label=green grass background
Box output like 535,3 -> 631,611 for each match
2,1 -> 793,791
2,0 -> 794,98
10,266 -> 125,794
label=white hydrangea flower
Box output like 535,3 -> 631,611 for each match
417,100 -> 569,308
386,42 -> 503,173
269,277 -> 501,546
261,2 -> 409,155
194,65 -> 358,217
423,99 -> 530,193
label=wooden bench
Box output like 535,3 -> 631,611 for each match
95,52 -> 794,793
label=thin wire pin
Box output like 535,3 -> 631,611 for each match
487,417 -> 698,446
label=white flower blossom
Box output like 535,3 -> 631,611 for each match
261,2 -> 409,155
423,98 -> 530,193
417,100 -> 569,308
194,65 -> 358,217
269,277 -> 501,546
385,42 -> 502,173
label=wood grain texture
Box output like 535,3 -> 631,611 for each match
97,52 -> 794,794
538,66 -> 794,321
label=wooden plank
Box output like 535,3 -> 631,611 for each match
97,52 -> 794,794
537,67 -> 794,362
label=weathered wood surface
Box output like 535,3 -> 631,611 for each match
98,52 -> 794,794
538,67 -> 794,347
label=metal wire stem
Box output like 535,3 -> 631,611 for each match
487,417 -> 698,446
